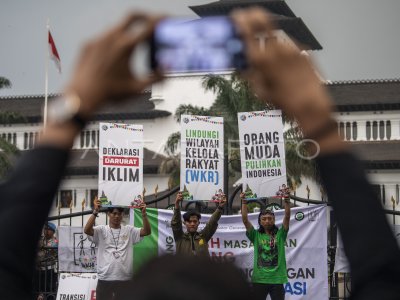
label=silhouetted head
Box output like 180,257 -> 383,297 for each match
123,255 -> 252,300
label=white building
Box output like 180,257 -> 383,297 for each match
0,0 -> 398,224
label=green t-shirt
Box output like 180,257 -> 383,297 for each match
246,226 -> 288,284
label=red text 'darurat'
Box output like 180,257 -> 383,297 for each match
103,156 -> 139,167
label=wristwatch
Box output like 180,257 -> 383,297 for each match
47,93 -> 86,129
92,209 -> 99,217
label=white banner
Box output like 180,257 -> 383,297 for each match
58,226 -> 97,273
99,122 -> 143,206
180,115 -> 224,201
238,110 -> 287,198
56,273 -> 97,300
147,205 -> 328,299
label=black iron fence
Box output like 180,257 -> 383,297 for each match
33,187 -> 400,300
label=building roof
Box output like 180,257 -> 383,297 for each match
190,0 -> 297,17
349,141 -> 400,169
65,148 -> 166,176
0,92 -> 171,123
189,0 -> 322,50
326,79 -> 400,112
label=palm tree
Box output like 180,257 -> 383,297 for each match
203,73 -> 268,140
0,137 -> 18,179
0,76 -> 19,179
0,77 -> 11,89
203,73 -> 318,187
160,73 -> 318,191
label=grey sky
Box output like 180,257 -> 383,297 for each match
1,0 -> 400,96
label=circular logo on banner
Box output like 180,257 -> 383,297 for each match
240,115 -> 246,121
295,212 -> 305,221
183,118 -> 189,124
102,125 -> 108,131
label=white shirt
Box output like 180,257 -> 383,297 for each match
90,225 -> 142,281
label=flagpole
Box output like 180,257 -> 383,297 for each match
44,18 -> 50,129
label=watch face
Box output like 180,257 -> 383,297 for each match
47,95 -> 80,124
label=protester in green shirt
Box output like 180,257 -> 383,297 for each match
241,192 -> 291,300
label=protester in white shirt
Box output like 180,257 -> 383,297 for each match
84,198 -> 150,300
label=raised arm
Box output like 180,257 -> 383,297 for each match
202,194 -> 226,241
84,197 -> 101,236
282,199 -> 291,231
139,202 -> 151,237
240,193 -> 253,232
0,14 -> 164,300
171,192 -> 184,240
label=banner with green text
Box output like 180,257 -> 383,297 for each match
238,110 -> 287,199
180,115 -> 224,201
131,205 -> 328,299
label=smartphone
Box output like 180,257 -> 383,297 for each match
150,16 -> 247,72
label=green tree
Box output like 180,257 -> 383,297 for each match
0,137 -> 18,179
160,73 -> 318,191
0,77 -> 11,89
0,76 -> 19,179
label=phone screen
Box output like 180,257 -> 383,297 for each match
150,17 -> 246,72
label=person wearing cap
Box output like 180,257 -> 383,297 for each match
240,192 -> 291,300
171,191 -> 226,256
34,223 -> 58,297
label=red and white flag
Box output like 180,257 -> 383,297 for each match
48,30 -> 61,73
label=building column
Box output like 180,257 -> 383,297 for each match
391,119 -> 400,140
16,132 -> 24,150
357,120 -> 367,141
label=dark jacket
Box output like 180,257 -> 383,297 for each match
171,208 -> 222,257
0,147 -> 69,300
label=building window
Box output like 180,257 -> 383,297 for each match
372,185 -> 383,205
339,122 -> 345,140
352,122 -> 357,140
29,132 -> 34,149
80,131 -> 85,148
366,121 -> 371,140
372,121 -> 378,140
12,133 -> 16,145
386,120 -> 391,140
379,121 -> 385,140
91,131 -> 96,148
345,122 -> 351,141
24,133 -> 28,149
60,190 -> 73,208
85,131 -> 90,148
